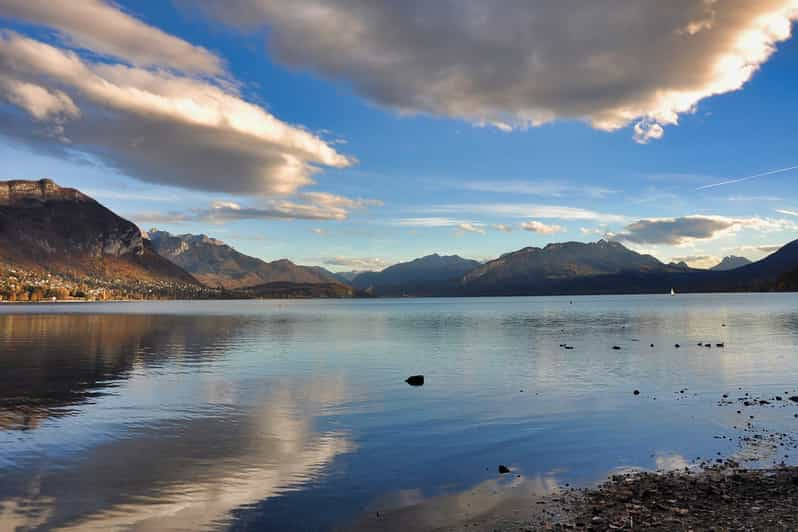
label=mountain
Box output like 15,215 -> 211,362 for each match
333,271 -> 364,283
714,239 -> 798,290
772,267 -> 798,291
147,229 -> 342,289
460,239 -> 798,296
462,240 -> 671,294
351,254 -> 480,295
243,281 -> 357,299
710,255 -> 753,271
0,179 -> 199,298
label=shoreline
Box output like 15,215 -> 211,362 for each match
353,384 -> 798,531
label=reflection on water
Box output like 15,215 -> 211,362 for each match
1,294 -> 798,530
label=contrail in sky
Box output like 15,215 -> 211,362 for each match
696,164 -> 798,190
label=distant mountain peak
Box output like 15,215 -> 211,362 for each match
148,229 -> 340,289
711,255 -> 753,271
463,238 -> 667,291
351,253 -> 480,294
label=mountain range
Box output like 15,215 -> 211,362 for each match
147,230 -> 340,289
2,179 -> 796,300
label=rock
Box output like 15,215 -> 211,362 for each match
634,390 -> 640,396
675,344 -> 681,348
789,396 -> 798,403
498,464 -> 511,474
613,346 -> 621,350
405,375 -> 424,386
650,343 -> 655,347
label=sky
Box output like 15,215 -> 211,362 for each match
1,0 -> 797,272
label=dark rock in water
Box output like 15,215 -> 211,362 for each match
675,344 -> 681,348
650,343 -> 654,347
612,345 -> 621,350
705,343 -> 712,348
790,396 -> 798,403
633,390 -> 640,396
716,343 -> 725,347
405,375 -> 424,386
498,464 -> 511,474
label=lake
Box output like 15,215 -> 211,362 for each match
1,294 -> 798,530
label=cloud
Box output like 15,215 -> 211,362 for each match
633,120 -> 665,144
457,223 -> 485,234
670,255 -> 721,269
197,0 -> 798,141
427,203 -> 626,223
520,220 -> 566,234
202,193 -> 379,221
617,215 -> 797,245
393,217 -> 469,227
727,244 -> 783,255
128,211 -> 192,225
580,227 -> 607,237
322,257 -> 391,270
492,224 -> 512,233
776,209 -> 798,217
128,192 -> 379,224
0,0 -> 223,73
0,22 -> 352,197
461,181 -> 616,198
310,227 -> 327,235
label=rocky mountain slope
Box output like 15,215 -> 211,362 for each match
711,255 -> 753,271
0,179 -> 199,296
147,229 -> 342,289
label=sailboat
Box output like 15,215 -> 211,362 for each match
670,288 -> 676,296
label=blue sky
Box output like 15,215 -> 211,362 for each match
1,1 -> 797,271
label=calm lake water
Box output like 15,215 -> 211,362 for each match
1,294 -> 798,530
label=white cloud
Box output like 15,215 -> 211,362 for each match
0,77 -> 79,121
427,203 -> 626,223
633,120 -> 665,144
776,209 -> 798,217
322,257 -> 391,270
670,255 -> 721,269
311,227 -> 327,235
457,223 -> 485,234
461,181 -> 616,198
492,224 -> 512,233
202,193 -> 379,221
128,192 -> 379,224
580,227 -> 607,237
0,20 -> 353,198
520,220 -> 566,234
617,215 -> 798,245
197,0 -> 798,141
0,0 -> 223,73
393,217 -> 468,228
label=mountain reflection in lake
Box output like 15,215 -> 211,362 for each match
1,295 -> 798,530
